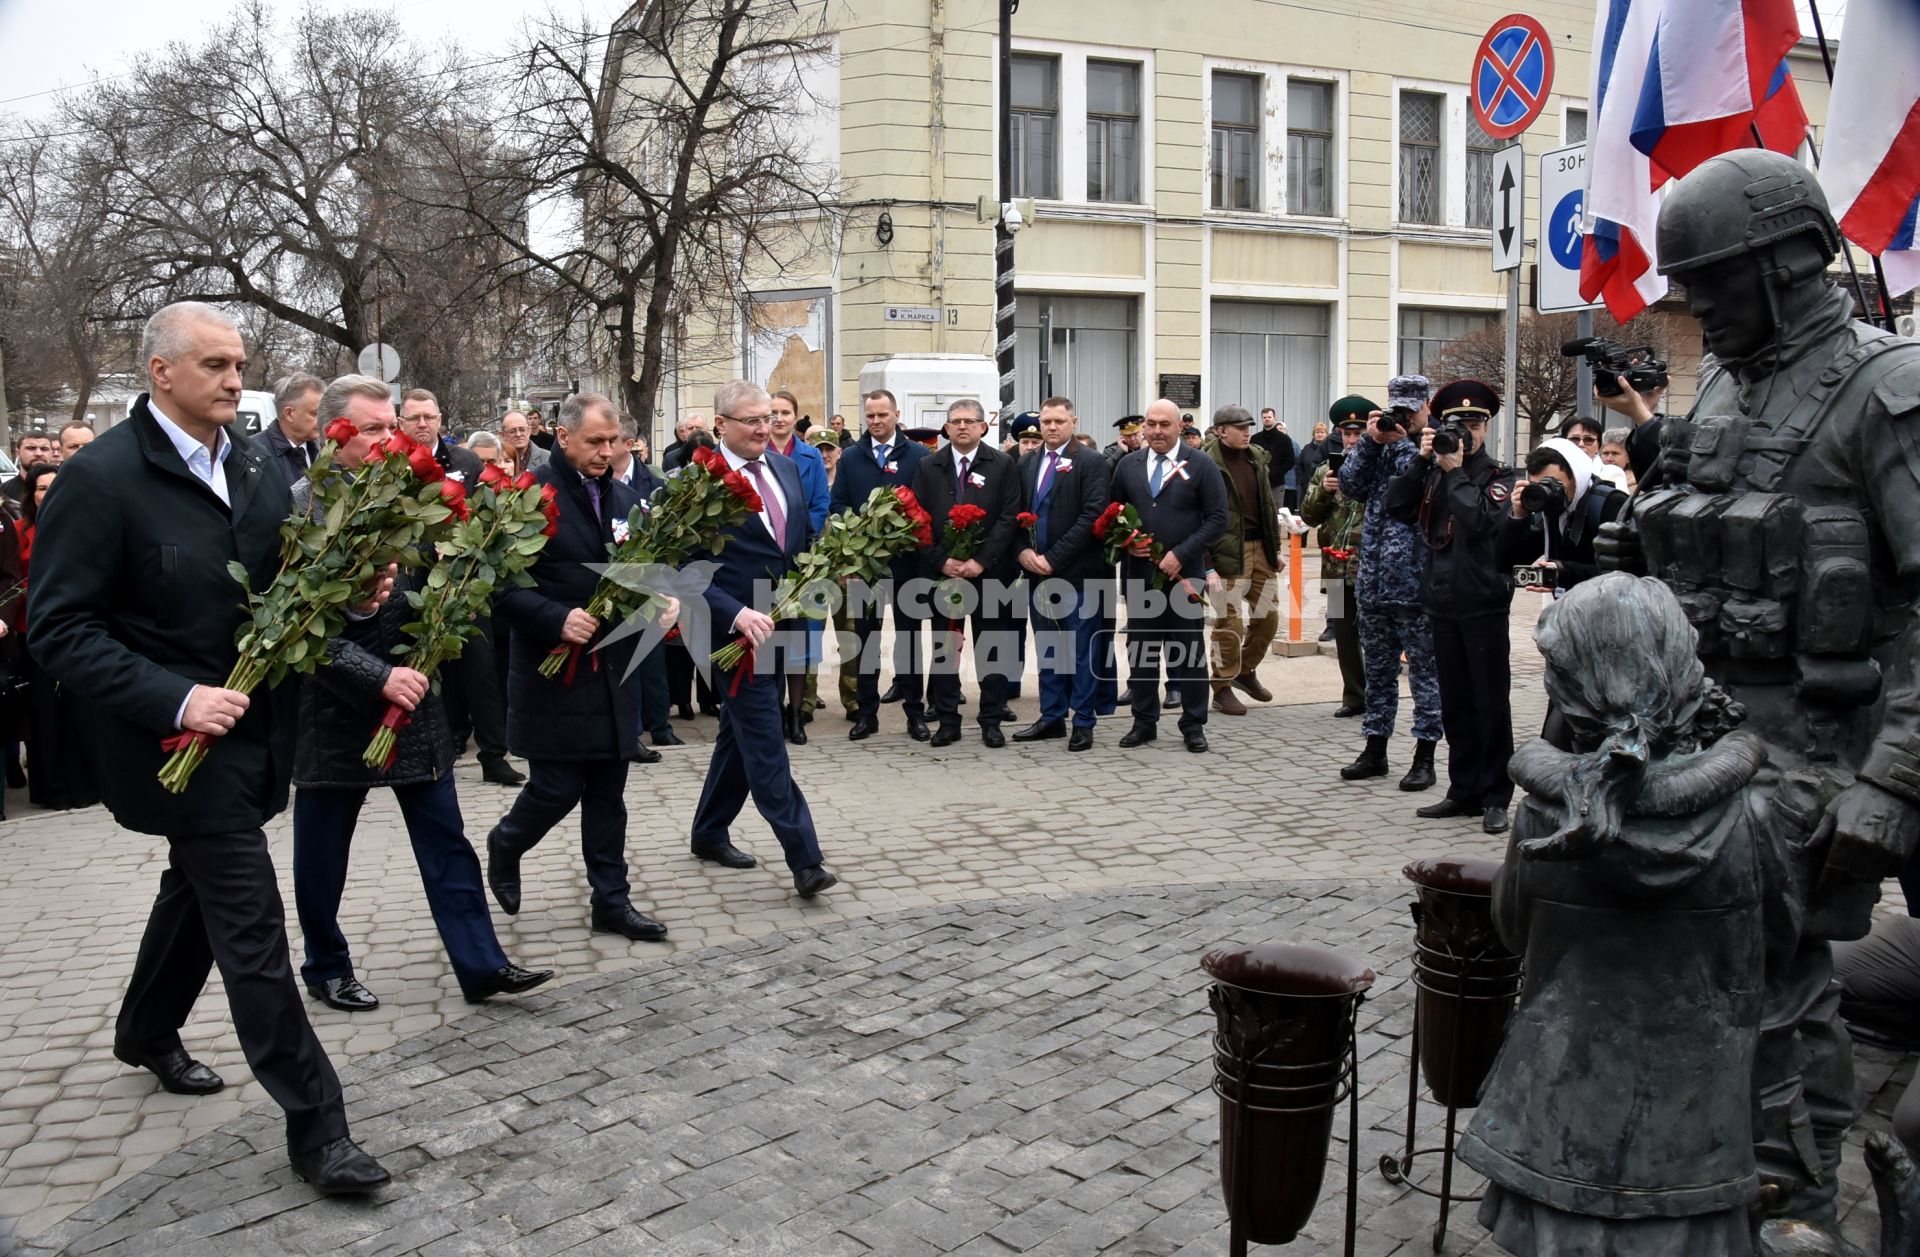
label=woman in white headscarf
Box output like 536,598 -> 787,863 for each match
1498,436 -> 1631,597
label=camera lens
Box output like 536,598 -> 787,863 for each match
1520,478 -> 1566,514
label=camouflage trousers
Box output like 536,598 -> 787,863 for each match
1357,601 -> 1444,742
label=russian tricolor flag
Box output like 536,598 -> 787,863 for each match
1822,0 -> 1920,298
1581,0 -> 1811,320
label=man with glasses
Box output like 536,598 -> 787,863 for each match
399,389 -> 484,484
500,410 -> 549,472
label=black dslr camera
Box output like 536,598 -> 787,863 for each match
1561,336 -> 1670,397
1519,477 -> 1567,515
1429,419 -> 1470,457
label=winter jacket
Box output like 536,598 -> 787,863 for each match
1337,435 -> 1426,608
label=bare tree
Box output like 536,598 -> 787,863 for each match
1432,310 -> 1671,449
422,0 -> 842,444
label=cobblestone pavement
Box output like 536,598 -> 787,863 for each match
21,881 -> 1907,1256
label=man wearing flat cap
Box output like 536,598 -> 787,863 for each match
1202,406 -> 1281,715
1300,397 -> 1375,717
1385,378 -> 1516,834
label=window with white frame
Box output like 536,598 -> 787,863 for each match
1087,60 -> 1141,203
1211,71 -> 1262,210
1465,112 -> 1498,230
1399,308 -> 1499,377
1399,91 -> 1444,225
1286,79 -> 1334,216
1011,54 -> 1059,200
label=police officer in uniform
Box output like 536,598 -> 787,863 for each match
1104,416 -> 1144,465
1385,380 -> 1516,833
1598,150 -> 1920,1242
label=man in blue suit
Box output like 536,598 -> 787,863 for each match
829,389 -> 932,742
687,382 -> 837,899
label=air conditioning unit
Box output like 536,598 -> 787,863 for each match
1897,313 -> 1919,339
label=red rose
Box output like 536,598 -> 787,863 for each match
364,440 -> 387,462
723,471 -> 764,513
386,429 -> 418,457
914,520 -> 934,547
478,462 -> 509,488
1017,511 -> 1038,529
692,446 -> 721,471
539,482 -> 559,504
438,478 -> 469,521
406,443 -> 444,483
1092,502 -> 1125,539
323,417 -> 357,445
948,504 -> 987,530
512,471 -> 538,491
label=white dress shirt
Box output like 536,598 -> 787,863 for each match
148,397 -> 231,506
719,441 -> 790,543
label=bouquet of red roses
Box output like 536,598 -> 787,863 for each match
1093,502 -> 1167,590
936,504 -> 989,619
537,443 -> 763,681
158,423 -> 458,793
362,464 -> 553,770
710,485 -> 933,679
1016,510 -> 1039,538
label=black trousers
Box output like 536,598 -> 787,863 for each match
443,616 -> 508,762
622,643 -> 673,745
118,829 -> 348,1154
494,758 -> 632,911
666,638 -> 717,714
1125,593 -> 1210,734
852,583 -> 927,721
927,596 -> 1015,730
1431,613 -> 1514,808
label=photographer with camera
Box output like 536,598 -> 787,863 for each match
1383,379 -> 1516,834
1336,375 -> 1445,790
1500,436 -> 1630,597
1562,335 -> 1670,489
1299,398 -> 1375,716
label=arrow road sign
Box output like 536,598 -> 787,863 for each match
1472,14 -> 1555,141
1491,144 -> 1525,273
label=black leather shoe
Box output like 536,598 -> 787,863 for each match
486,825 -> 521,915
1483,806 -> 1512,834
981,726 -> 1006,749
784,708 -> 808,746
794,865 -> 839,899
653,729 -> 685,747
691,839 -> 757,869
1012,719 -> 1067,742
291,1137 -> 391,1195
1118,723 -> 1157,748
1164,687 -> 1183,709
1416,797 -> 1476,820
628,744 -> 663,765
880,680 -> 904,704
1333,703 -> 1365,718
306,977 -> 379,1012
591,904 -> 670,941
848,716 -> 878,741
699,703 -> 721,718
113,1043 -> 224,1095
1184,729 -> 1210,753
930,725 -> 961,748
675,704 -> 695,721
1068,726 -> 1094,752
463,964 -> 555,1004
906,716 -> 931,742
479,757 -> 526,786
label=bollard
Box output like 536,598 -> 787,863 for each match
1202,942 -> 1374,1256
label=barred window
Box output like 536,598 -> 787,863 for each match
1399,90 -> 1443,225
1466,111 -> 1498,230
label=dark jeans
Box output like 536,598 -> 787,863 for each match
1432,613 -> 1514,808
118,828 -> 348,1154
495,758 -> 633,910
292,776 -> 509,993
1031,584 -> 1102,727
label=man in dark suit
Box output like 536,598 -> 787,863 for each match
686,381 -> 837,898
28,302 -> 389,1193
259,372 -> 323,486
829,388 -> 932,742
909,398 -> 1022,748
1109,398 -> 1229,753
488,392 -> 674,943
1013,396 -> 1113,751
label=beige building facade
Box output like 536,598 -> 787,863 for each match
639,0 -> 1851,436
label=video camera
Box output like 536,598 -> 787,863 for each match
1561,337 -> 1670,397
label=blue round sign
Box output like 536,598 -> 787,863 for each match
1548,189 -> 1585,270
1471,15 -> 1555,140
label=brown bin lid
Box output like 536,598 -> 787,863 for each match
1403,855 -> 1503,896
1200,942 -> 1376,996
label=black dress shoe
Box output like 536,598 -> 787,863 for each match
691,839 -> 758,869
628,744 -> 663,765
794,865 -> 838,899
1068,726 -> 1094,752
1333,703 -> 1365,718
930,725 -> 961,748
591,904 -> 670,941
1164,687 -> 1183,709
784,708 -> 809,745
675,704 -> 696,721
699,703 -> 721,718
306,976 -> 379,1012
906,716 -> 931,742
487,825 -> 521,915
463,963 -> 555,1004
981,726 -> 1006,749
880,680 -> 904,704
1483,806 -> 1512,834
1012,719 -> 1067,742
652,729 -> 685,747
113,1043 -> 224,1095
291,1137 -> 391,1195
1415,797 -> 1477,819
1118,722 -> 1157,748
1184,729 -> 1210,753
848,715 -> 879,741
479,757 -> 526,787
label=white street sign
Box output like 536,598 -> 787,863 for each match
884,305 -> 941,324
1537,143 -> 1603,313
357,342 -> 403,382
1491,144 -> 1525,273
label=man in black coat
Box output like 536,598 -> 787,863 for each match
488,392 -> 674,943
909,399 -> 1023,748
290,375 -> 552,1013
28,302 -> 388,1193
1013,396 -> 1112,751
1109,398 -> 1229,753
830,389 -> 932,741
259,372 -> 323,486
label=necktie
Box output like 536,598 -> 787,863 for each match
744,461 -> 786,550
1149,454 -> 1166,498
875,442 -> 891,468
295,443 -> 312,473
1036,450 -> 1059,502
957,454 -> 971,502
584,477 -> 604,522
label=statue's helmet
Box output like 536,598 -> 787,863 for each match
1655,149 -> 1842,276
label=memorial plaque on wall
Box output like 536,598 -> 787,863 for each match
1158,374 -> 1202,409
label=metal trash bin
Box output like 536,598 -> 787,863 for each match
1202,942 -> 1374,1256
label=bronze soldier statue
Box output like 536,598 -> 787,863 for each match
1598,149 -> 1920,1243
